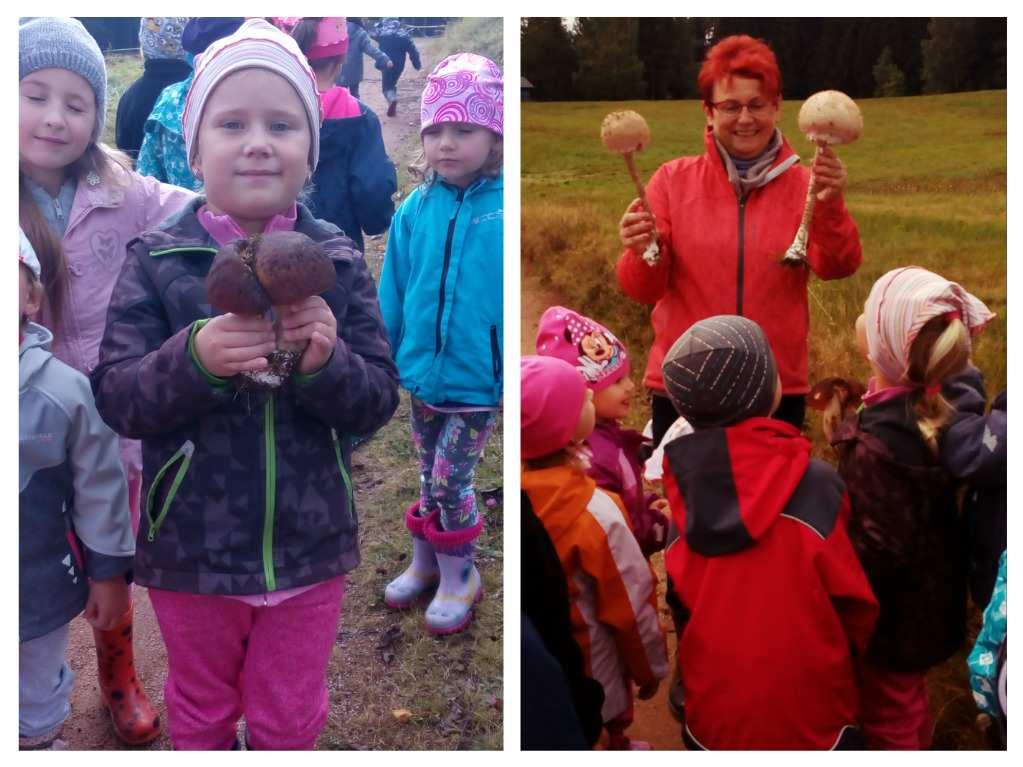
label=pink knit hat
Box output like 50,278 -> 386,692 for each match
521,356 -> 588,460
273,17 -> 348,59
864,266 -> 994,385
421,52 -> 503,136
535,306 -> 630,392
19,227 -> 41,281
182,18 -> 321,170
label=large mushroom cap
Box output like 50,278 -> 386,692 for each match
600,110 -> 651,154
797,90 -> 863,145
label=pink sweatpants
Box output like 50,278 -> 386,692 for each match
857,661 -> 933,750
148,577 -> 346,750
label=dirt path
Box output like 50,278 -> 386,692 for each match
60,37 -> 445,751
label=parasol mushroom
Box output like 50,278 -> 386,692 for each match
781,90 -> 863,267
206,230 -> 338,390
601,110 -> 660,266
808,376 -> 866,442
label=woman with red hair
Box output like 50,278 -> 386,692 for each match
617,34 -> 862,442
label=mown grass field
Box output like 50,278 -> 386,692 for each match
522,92 -> 1006,750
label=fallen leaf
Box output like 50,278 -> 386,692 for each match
392,709 -> 413,723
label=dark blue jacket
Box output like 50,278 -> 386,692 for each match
308,103 -> 396,254
941,366 -> 1007,606
92,200 -> 399,595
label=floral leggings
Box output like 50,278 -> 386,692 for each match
410,397 -> 497,532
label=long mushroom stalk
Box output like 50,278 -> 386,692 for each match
781,90 -> 863,267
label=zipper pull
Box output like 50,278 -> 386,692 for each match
53,197 -> 63,223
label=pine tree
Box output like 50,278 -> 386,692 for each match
521,17 -> 578,101
572,18 -> 646,101
873,46 -> 907,97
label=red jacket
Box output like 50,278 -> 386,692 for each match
662,418 -> 878,749
617,128 -> 862,395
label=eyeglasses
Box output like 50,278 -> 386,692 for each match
710,99 -> 772,116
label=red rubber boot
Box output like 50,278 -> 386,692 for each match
93,603 -> 161,745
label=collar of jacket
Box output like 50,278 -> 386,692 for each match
148,196 -> 357,255
702,126 -> 799,191
434,171 -> 503,196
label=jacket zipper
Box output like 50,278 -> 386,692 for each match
490,325 -> 501,384
330,428 -> 355,526
435,188 -> 466,354
263,397 -> 277,591
736,194 -> 747,316
145,440 -> 195,542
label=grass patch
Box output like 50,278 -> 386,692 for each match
101,53 -> 143,148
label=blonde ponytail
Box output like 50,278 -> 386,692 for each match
907,316 -> 971,454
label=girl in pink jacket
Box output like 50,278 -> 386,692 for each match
19,17 -> 194,745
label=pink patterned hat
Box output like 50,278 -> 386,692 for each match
535,306 -> 630,392
420,52 -> 503,136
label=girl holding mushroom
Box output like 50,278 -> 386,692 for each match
91,19 -> 399,749
617,34 -> 862,441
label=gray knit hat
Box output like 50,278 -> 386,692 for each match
662,315 -> 778,429
19,17 -> 108,142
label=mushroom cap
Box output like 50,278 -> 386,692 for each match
600,110 -> 651,154
797,90 -> 863,145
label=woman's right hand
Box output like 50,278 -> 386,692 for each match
194,313 -> 277,377
619,197 -> 655,251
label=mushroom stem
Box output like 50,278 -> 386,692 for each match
781,142 -> 824,267
623,152 -> 660,265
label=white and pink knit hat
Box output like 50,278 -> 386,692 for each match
864,266 -> 995,385
182,18 -> 321,169
19,227 -> 41,281
420,52 -> 503,136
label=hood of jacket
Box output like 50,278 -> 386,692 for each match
19,322 -> 54,390
664,417 -> 811,556
522,464 -> 598,545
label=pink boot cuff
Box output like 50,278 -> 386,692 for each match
423,515 -> 484,554
405,501 -> 439,539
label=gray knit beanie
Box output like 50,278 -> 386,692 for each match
662,315 -> 778,429
19,17 -> 107,142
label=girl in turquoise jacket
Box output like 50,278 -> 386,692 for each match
378,53 -> 503,635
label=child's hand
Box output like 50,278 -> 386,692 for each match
637,679 -> 661,700
279,296 -> 338,375
84,577 -> 130,630
194,314 -> 276,377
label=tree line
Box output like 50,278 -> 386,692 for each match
521,18 -> 1007,101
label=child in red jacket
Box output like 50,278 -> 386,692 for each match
660,315 -> 878,750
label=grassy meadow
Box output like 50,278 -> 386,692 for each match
522,91 -> 1007,452
523,92 -> 1006,750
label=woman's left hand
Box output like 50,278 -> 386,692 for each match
278,296 -> 339,375
812,145 -> 848,203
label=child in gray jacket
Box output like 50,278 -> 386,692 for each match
18,230 -> 134,750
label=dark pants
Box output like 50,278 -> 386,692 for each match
650,392 -> 806,445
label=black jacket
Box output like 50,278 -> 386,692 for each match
115,59 -> 192,158
92,200 -> 399,594
833,394 -> 968,671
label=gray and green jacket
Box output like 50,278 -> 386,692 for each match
20,322 -> 134,642
91,200 -> 399,595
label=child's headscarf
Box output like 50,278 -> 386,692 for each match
864,266 -> 995,386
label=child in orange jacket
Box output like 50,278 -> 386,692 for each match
521,355 -> 668,750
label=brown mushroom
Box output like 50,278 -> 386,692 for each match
601,110 -> 660,265
808,376 -> 866,442
205,231 -> 337,390
782,90 -> 863,266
